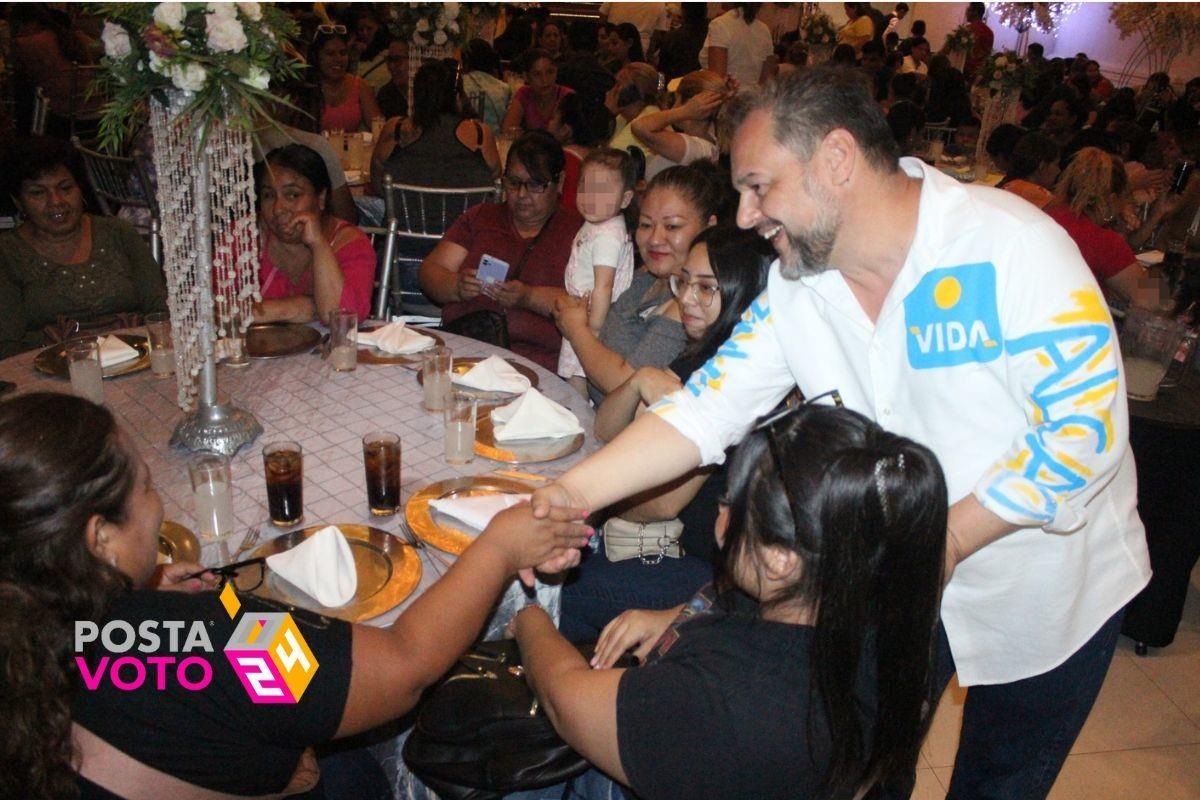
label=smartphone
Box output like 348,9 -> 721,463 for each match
477,254 -> 511,284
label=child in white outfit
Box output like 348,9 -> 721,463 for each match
558,149 -> 638,396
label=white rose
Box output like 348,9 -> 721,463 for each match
241,65 -> 270,90
207,12 -> 248,52
101,21 -> 133,59
416,18 -> 430,33
207,2 -> 237,18
148,51 -> 166,74
444,2 -> 460,19
153,2 -> 186,31
171,62 -> 207,92
433,29 -> 448,45
236,2 -> 262,21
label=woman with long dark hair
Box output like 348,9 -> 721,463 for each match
997,131 -> 1060,209
0,393 -> 589,800
558,225 -> 772,642
306,27 -> 382,132
512,403 -> 948,800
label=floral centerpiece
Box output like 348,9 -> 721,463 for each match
975,51 -> 1028,171
980,50 -> 1030,94
944,24 -> 974,53
799,11 -> 837,48
388,2 -> 465,49
93,2 -> 299,153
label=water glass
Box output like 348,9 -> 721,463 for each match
66,336 -> 104,404
145,312 -> 174,378
224,306 -> 249,368
263,441 -> 304,527
422,345 -> 453,412
443,393 -> 477,465
189,452 -> 235,542
1120,307 -> 1187,401
362,431 -> 401,516
928,139 -> 945,162
330,310 -> 358,372
973,157 -> 991,182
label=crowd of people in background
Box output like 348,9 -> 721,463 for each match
2,4 -> 1200,800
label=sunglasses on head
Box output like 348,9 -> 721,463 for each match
313,23 -> 347,41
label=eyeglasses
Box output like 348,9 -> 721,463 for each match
669,274 -> 720,308
502,174 -> 554,195
755,389 -> 843,527
184,557 -> 266,593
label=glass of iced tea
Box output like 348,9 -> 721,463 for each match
263,441 -> 304,527
362,431 -> 401,516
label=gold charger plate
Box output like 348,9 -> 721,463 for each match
34,334 -> 150,379
405,476 -> 535,555
158,520 -> 201,565
356,328 -> 444,365
417,357 -> 540,401
475,410 -> 584,464
246,323 -> 322,359
247,524 -> 422,623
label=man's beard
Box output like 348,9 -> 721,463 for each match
776,178 -> 840,280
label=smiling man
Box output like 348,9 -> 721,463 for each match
531,66 -> 1150,798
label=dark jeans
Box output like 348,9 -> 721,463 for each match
886,608 -> 1124,800
558,546 -> 714,643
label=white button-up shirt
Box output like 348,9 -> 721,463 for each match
653,158 -> 1151,686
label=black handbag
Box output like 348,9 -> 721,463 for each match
402,639 -> 631,799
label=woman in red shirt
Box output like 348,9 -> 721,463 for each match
501,50 -> 575,134
308,28 -> 382,132
254,144 -> 375,322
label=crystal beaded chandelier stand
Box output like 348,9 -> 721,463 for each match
152,90 -> 262,455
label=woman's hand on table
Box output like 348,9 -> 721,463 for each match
632,366 -> 683,406
592,606 -> 680,668
476,502 -> 592,582
483,279 -> 528,309
552,295 -> 590,335
154,562 -> 219,593
456,266 -> 484,302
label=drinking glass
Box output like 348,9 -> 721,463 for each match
222,305 -> 250,368
1120,307 -> 1187,401
443,392 -> 477,465
330,309 -> 358,372
362,431 -> 401,516
145,312 -> 174,378
973,157 -> 991,182
66,336 -> 104,404
189,452 -> 235,541
928,139 -> 945,162
263,441 -> 304,527
422,345 -> 453,412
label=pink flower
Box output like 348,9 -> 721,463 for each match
143,25 -> 176,58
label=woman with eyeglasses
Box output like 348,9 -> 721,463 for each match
507,403 -> 947,800
553,161 -> 730,406
0,392 -> 591,800
418,131 -> 584,370
556,225 -> 772,643
502,49 -> 576,134
307,26 -> 382,133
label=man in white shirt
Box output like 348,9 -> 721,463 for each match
899,35 -> 930,78
884,2 -> 909,37
530,67 -> 1149,798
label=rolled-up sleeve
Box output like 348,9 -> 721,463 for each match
651,288 -> 796,465
973,222 -> 1129,533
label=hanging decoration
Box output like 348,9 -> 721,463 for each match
988,2 -> 1080,35
975,51 -> 1028,169
1110,4 -> 1200,87
388,3 -> 466,49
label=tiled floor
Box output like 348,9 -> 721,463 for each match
913,564 -> 1200,798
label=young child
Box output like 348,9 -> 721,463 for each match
558,148 -> 638,396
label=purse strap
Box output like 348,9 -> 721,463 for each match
507,209 -> 557,284
72,722 -> 318,800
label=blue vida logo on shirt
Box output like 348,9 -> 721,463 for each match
904,262 -> 1002,369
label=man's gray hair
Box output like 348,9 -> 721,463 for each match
724,66 -> 902,174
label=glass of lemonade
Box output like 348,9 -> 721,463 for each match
443,392 -> 477,464
422,345 -> 453,412
66,336 -> 104,404
145,312 -> 174,378
330,309 -> 358,372
188,452 -> 235,542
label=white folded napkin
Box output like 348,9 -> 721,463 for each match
265,525 -> 358,607
454,355 -> 531,394
491,388 -> 584,442
344,169 -> 364,184
357,321 -> 436,354
429,493 -> 531,531
98,335 -> 140,368
1137,250 -> 1165,266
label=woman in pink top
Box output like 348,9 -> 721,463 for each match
254,145 -> 375,323
309,28 -> 382,132
502,50 -> 575,133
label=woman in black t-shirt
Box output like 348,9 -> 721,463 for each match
0,393 -> 590,800
558,225 -> 772,642
512,404 -> 948,800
